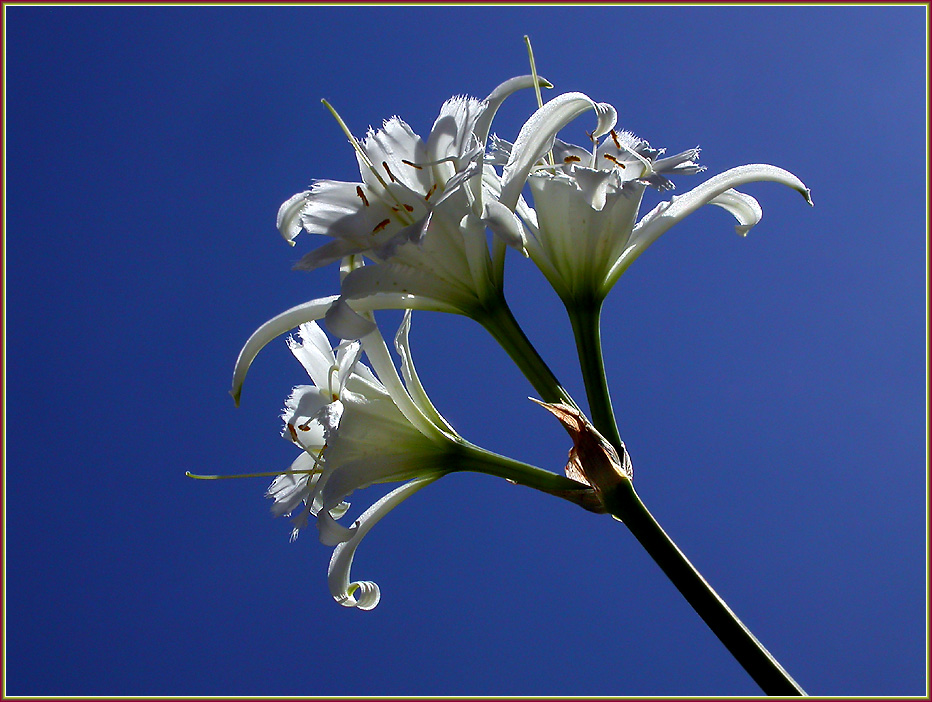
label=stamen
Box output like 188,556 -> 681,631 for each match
185,468 -> 323,480
355,186 -> 370,207
298,422 -> 311,431
382,161 -> 397,182
563,155 -> 582,163
401,159 -> 423,170
603,154 -> 627,169
524,35 -> 555,169
372,219 -> 391,233
610,129 -> 622,149
287,423 -> 299,442
402,203 -> 414,212
425,183 -> 438,201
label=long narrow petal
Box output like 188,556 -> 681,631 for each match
231,296 -> 339,406
328,476 -> 438,610
604,164 -> 812,289
500,92 -> 617,210
474,74 -> 553,146
394,310 -> 456,434
288,322 -> 335,390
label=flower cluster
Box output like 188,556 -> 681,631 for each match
226,67 -> 810,610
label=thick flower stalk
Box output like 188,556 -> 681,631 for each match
249,306 -> 599,609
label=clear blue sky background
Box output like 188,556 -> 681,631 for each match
5,5 -> 927,697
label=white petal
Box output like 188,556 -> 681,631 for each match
317,507 -> 357,546
481,198 -> 528,252
334,340 -> 363,393
324,298 -> 378,340
266,452 -> 318,518
358,118 -> 433,195
277,191 -> 310,244
231,295 -> 339,406
328,477 -> 437,610
427,96 -> 485,171
474,74 -> 552,146
707,188 -> 763,237
340,263 -> 476,314
606,164 -> 812,289
500,92 -> 617,210
288,322 -> 335,389
394,310 -> 455,434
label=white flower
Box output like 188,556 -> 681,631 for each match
269,311 -> 460,609
278,76 -> 549,316
495,91 -> 813,302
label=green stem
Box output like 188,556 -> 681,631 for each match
474,297 -> 576,408
565,297 -> 625,451
603,480 -> 806,696
454,442 -> 601,513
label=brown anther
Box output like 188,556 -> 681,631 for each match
287,424 -> 298,442
402,203 -> 414,212
382,161 -> 397,182
298,422 -> 311,431
610,129 -> 621,149
372,218 -> 391,233
425,183 -> 438,200
401,159 -> 423,170
603,154 -> 626,169
355,186 -> 370,207
563,155 -> 582,163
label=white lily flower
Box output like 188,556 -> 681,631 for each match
269,310 -> 461,609
495,91 -> 812,302
278,76 -> 550,317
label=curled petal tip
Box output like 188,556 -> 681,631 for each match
230,388 -> 242,408
802,188 -> 814,206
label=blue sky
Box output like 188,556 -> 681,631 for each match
4,4 -> 927,697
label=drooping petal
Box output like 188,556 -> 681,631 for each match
707,188 -> 764,237
474,74 -> 552,147
328,476 -> 438,610
604,164 -> 812,290
631,164 -> 810,246
231,296 -> 339,406
500,92 -> 618,210
277,191 -> 309,244
339,263 -> 476,315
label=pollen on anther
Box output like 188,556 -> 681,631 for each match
298,422 -> 311,431
603,154 -> 626,169
402,204 -> 414,212
425,183 -> 438,200
401,159 -> 423,170
287,424 -> 298,442
382,161 -> 397,182
610,129 -> 622,149
355,186 -> 370,207
564,155 -> 582,163
372,219 -> 391,233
